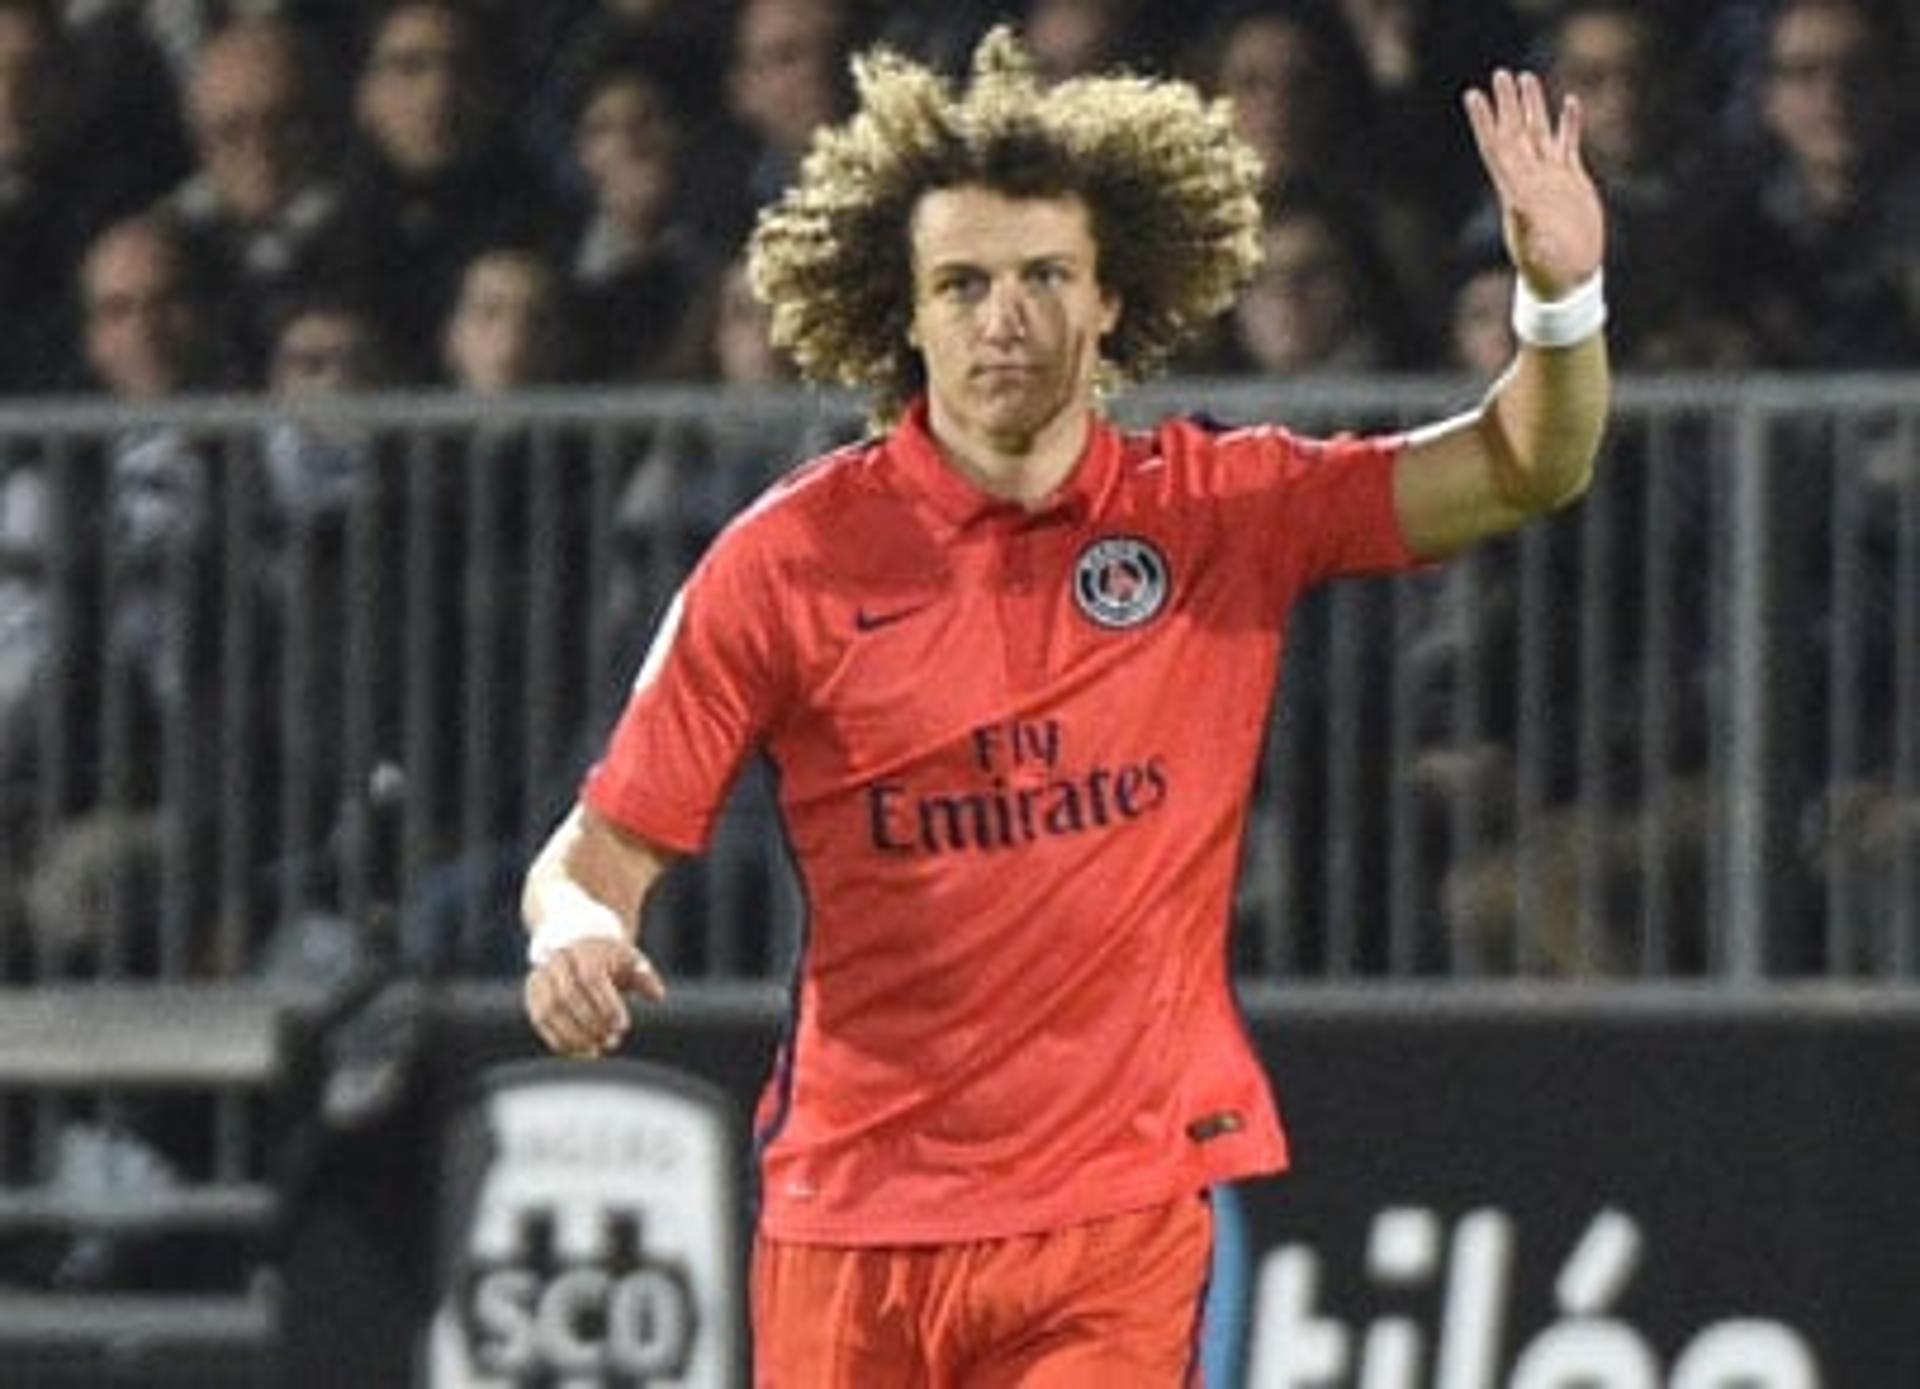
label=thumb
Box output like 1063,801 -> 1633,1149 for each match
609,944 -> 669,1002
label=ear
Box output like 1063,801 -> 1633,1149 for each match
1099,287 -> 1122,338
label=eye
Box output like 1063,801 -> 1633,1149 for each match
1026,262 -> 1072,289
934,270 -> 986,302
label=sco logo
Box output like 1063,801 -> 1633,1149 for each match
459,1208 -> 698,1381
427,1064 -> 740,1388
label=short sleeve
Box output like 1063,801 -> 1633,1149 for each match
582,525 -> 789,853
1192,422 -> 1422,597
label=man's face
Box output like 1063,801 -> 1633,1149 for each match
357,4 -> 481,174
728,0 -> 843,153
1552,13 -> 1651,178
191,27 -> 313,221
272,310 -> 377,395
907,186 -> 1119,451
1764,1 -> 1886,180
443,251 -> 560,391
82,225 -> 203,398
1233,215 -> 1354,372
1217,17 -> 1329,188
577,75 -> 679,232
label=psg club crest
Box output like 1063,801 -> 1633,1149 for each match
1073,534 -> 1170,629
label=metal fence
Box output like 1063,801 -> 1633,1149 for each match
2,377 -> 1915,991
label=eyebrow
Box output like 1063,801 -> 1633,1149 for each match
923,251 -> 1082,276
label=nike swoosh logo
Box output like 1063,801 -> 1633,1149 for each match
854,603 -> 932,632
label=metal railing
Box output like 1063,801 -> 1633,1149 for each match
1,377 -> 1915,988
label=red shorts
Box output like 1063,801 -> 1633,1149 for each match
750,1193 -> 1214,1387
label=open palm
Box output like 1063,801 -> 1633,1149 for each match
1464,69 -> 1605,298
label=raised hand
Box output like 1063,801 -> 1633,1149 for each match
1463,69 -> 1605,300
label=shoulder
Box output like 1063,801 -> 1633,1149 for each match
1150,413 -> 1400,466
1136,413 -> 1327,485
697,434 -> 890,578
725,434 -> 881,531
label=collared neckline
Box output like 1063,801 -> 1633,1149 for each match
885,396 -> 1119,529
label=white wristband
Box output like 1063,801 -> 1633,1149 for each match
526,903 -> 627,968
1511,270 -> 1606,348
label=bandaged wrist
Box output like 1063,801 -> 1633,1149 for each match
526,896 -> 627,968
1511,270 -> 1606,348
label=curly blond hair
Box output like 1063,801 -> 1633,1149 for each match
747,26 -> 1264,422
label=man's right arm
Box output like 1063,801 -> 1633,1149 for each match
522,803 -> 675,1058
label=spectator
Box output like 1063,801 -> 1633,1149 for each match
1722,0 -> 1920,365
725,0 -> 858,216
1194,3 -> 1359,200
79,214 -> 227,398
440,243 -> 576,392
538,0 -> 747,252
533,0 -> 741,212
562,34 -> 718,381
4,214 -> 240,987
1218,192 -> 1420,374
262,292 -> 390,525
162,17 -> 345,371
1190,1 -> 1444,334
331,0 -> 556,375
75,215 -> 229,790
236,291 -> 405,943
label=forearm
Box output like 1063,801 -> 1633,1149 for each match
1480,328 -> 1610,513
521,804 -> 671,948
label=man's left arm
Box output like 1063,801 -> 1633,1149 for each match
1394,69 -> 1610,559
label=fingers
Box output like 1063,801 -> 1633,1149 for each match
525,941 -> 664,1057
1465,69 -> 1570,177
1517,70 -> 1553,156
1556,92 -> 1586,167
526,963 -> 617,1058
1462,87 -> 1512,200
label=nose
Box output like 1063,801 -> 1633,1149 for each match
978,277 -> 1029,344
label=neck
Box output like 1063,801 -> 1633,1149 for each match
926,396 -> 1095,508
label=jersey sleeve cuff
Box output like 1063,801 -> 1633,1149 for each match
581,760 -> 713,857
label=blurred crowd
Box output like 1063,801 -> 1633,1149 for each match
4,0 -> 1920,405
2,0 -> 1918,989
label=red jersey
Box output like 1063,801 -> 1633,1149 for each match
584,399 -> 1419,1244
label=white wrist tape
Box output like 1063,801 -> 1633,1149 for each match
1511,270 -> 1606,348
527,901 -> 627,968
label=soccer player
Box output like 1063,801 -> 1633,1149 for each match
522,28 -> 1607,1386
